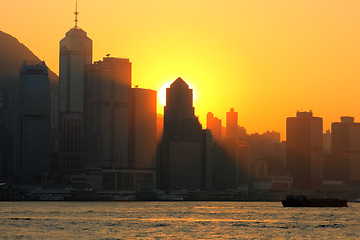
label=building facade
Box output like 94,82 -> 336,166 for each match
206,112 -> 222,142
226,108 -> 239,141
58,20 -> 92,174
84,57 -> 132,169
160,77 -> 211,190
329,116 -> 360,182
17,61 -> 51,178
286,111 -> 323,189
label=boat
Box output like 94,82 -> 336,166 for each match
282,195 -> 348,207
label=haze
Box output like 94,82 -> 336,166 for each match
2,0 -> 360,139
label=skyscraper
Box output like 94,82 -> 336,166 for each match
286,111 -> 323,189
130,87 -> 157,169
84,57 -> 157,190
0,88 -> 13,180
160,77 -> 210,190
58,5 -> 92,174
330,116 -> 360,182
226,108 -> 238,141
163,77 -> 198,140
84,57 -> 131,168
17,61 -> 51,179
59,4 -> 92,113
206,112 -> 222,142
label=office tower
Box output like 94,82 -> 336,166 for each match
329,117 -> 360,181
59,6 -> 92,113
286,111 -> 323,189
0,88 -> 14,180
58,6 -> 92,174
226,108 -> 238,141
163,77 -> 198,140
84,57 -> 157,190
84,57 -> 131,168
130,88 -> 157,169
206,112 -> 222,142
160,77 -> 210,190
17,61 -> 51,178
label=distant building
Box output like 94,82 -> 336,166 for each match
323,130 -> 331,154
328,116 -> 360,182
206,112 -> 222,142
160,77 -> 211,190
286,111 -> 323,189
58,16 -> 93,174
226,108 -> 238,141
17,61 -> 51,179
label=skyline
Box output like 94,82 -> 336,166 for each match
2,0 -> 360,139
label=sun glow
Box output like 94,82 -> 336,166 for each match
158,80 -> 197,106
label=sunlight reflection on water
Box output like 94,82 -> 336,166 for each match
0,202 -> 359,239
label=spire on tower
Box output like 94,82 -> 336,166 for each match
74,0 -> 79,28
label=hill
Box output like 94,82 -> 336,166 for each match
0,31 -> 58,95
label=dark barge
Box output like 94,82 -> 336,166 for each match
282,195 -> 348,207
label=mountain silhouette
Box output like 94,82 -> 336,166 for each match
0,31 -> 58,95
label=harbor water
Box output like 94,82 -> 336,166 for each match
0,201 -> 359,239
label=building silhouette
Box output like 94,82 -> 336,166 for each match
16,61 -> 51,180
326,116 -> 360,182
58,8 -> 92,174
226,108 -> 238,141
160,77 -> 212,190
286,111 -> 323,189
206,112 -> 222,142
130,87 -> 157,170
84,57 -> 131,169
0,88 -> 13,180
84,57 -> 156,190
59,13 -> 92,113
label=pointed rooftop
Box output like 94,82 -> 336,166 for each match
170,77 -> 189,89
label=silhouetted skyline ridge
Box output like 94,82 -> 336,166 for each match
0,31 -> 58,95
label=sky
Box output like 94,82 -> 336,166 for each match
2,0 -> 360,140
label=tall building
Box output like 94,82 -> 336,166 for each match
226,108 -> 238,141
329,116 -> 360,182
286,111 -> 323,189
160,77 -> 211,190
17,61 -> 51,178
84,57 -> 131,168
84,57 -> 157,190
58,6 -> 92,174
206,112 -> 222,142
130,88 -> 157,169
59,6 -> 92,113
0,88 -> 13,180
163,77 -> 197,140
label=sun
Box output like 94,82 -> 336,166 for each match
158,80 -> 197,106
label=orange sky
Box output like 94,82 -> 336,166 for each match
2,0 -> 360,140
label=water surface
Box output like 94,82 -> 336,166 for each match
0,201 -> 358,239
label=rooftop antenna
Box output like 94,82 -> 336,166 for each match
74,0 -> 79,28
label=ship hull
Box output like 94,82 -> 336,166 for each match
282,199 -> 348,207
